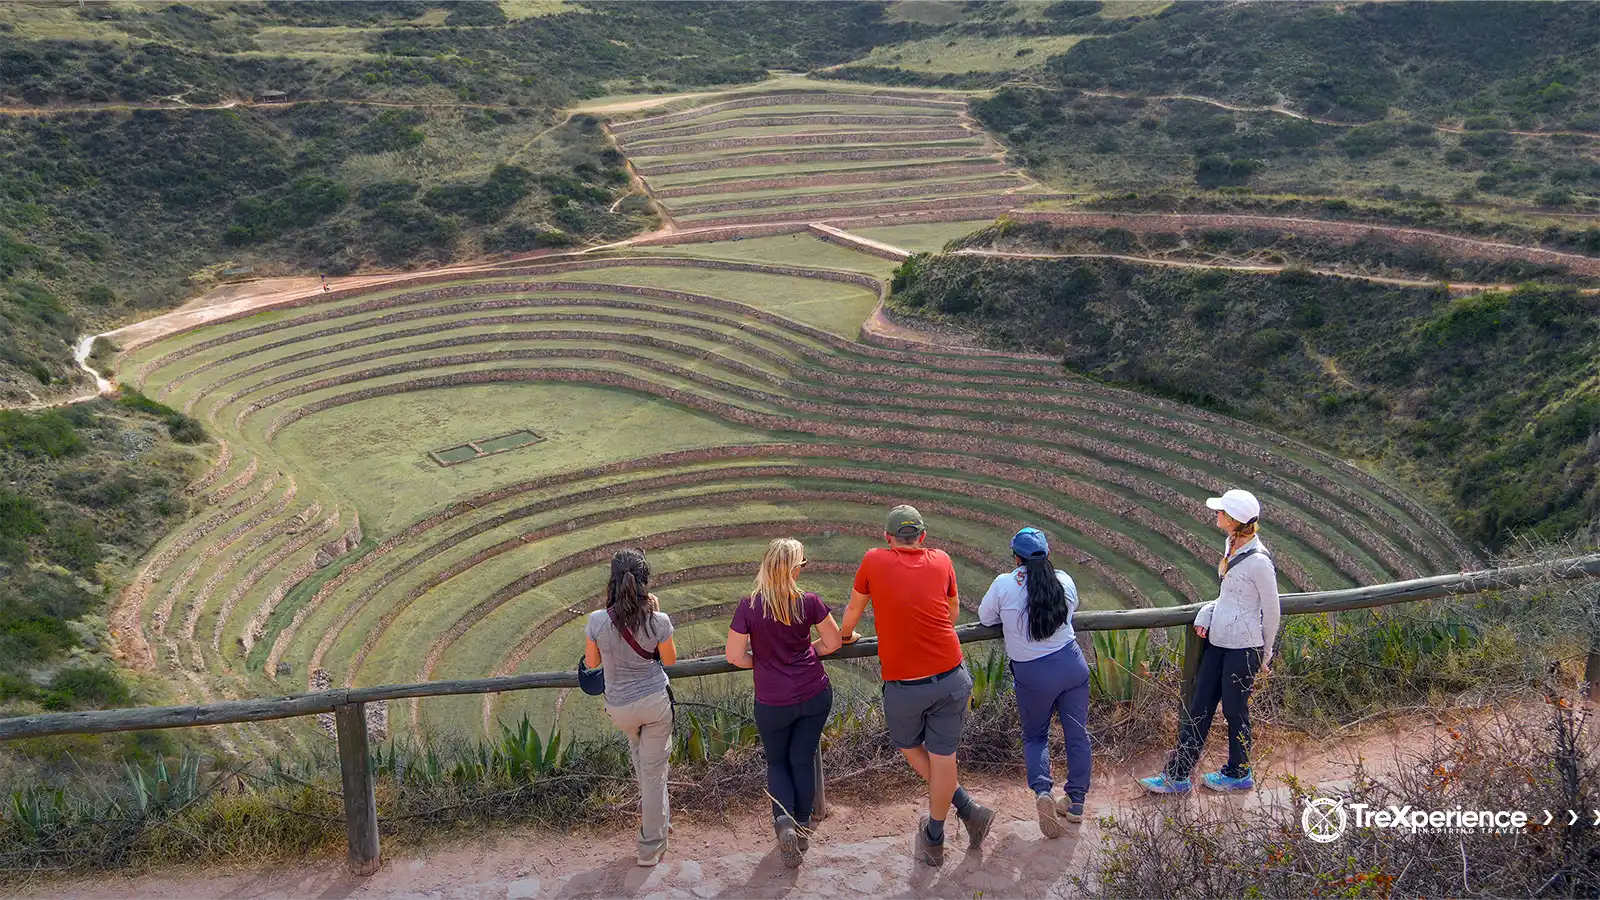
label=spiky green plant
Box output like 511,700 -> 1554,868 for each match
968,647 -> 1010,709
1088,628 -> 1153,704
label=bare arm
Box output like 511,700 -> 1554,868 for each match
839,590 -> 870,643
813,613 -> 843,656
724,629 -> 753,669
657,636 -> 678,667
584,637 -> 601,669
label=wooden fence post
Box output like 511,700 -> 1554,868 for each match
812,746 -> 827,821
335,702 -> 380,875
1178,626 -> 1203,731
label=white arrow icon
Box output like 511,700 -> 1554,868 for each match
1568,810 -> 1580,826
1543,810 -> 1554,826
1592,811 -> 1600,826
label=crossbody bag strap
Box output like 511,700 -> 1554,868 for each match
608,607 -> 661,661
1220,547 -> 1266,580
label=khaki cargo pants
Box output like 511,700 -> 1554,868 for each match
606,690 -> 673,852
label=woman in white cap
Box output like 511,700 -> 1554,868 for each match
1140,488 -> 1280,793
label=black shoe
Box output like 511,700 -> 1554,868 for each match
914,816 -> 945,867
775,815 -> 802,868
959,799 -> 995,850
796,819 -> 811,853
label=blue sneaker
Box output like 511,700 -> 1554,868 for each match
1138,773 -> 1191,794
1200,771 -> 1255,792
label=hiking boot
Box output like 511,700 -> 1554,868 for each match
914,816 -> 945,867
1138,772 -> 1191,794
775,815 -> 803,868
636,836 -> 668,867
958,798 -> 995,849
796,820 -> 811,853
1200,770 -> 1255,793
1056,796 -> 1086,823
1035,792 -> 1063,839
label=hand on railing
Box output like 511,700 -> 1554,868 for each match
840,630 -> 860,645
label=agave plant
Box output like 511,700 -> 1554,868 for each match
968,647 -> 1010,709
1088,628 -> 1152,704
7,786 -> 80,842
124,753 -> 202,816
671,707 -> 757,765
495,715 -> 565,783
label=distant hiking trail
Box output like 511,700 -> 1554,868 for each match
24,706 -> 1513,900
1070,89 -> 1600,140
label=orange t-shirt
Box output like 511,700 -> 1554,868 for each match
853,546 -> 963,681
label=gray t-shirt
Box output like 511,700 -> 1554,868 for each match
586,609 -> 673,707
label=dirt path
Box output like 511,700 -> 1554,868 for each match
21,710 -> 1483,900
953,248 -> 1547,294
1076,89 -> 1600,139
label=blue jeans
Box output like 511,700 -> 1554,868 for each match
1010,641 -> 1092,801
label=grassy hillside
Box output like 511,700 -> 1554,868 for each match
888,248 -> 1600,550
0,396 -> 207,713
1050,2 -> 1600,127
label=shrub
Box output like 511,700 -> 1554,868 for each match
0,410 -> 85,459
42,666 -> 130,711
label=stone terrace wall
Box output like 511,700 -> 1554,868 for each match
680,180 -> 1022,216
612,92 -> 966,134
628,127 -> 972,157
637,145 -> 981,176
651,163 -> 1012,198
260,367 -> 1379,585
690,195 -> 1056,229
619,113 -> 958,143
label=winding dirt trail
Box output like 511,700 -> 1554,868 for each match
1076,89 -> 1600,140
951,247 -> 1600,295
21,706 -> 1508,900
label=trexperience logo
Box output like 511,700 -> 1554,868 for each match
1301,797 -> 1542,842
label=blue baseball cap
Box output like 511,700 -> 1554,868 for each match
1010,527 -> 1049,559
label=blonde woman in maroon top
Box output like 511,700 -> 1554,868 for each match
725,538 -> 844,868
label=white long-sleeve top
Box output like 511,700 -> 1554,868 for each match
977,567 -> 1079,662
1193,535 -> 1281,664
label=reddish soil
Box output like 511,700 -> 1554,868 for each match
19,710 -> 1486,900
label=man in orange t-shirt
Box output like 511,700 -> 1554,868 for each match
840,505 -> 994,866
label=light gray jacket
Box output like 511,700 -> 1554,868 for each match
1193,536 -> 1281,664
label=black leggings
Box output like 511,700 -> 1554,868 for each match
1167,642 -> 1261,781
752,686 -> 834,824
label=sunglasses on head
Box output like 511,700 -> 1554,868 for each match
797,559 -> 808,568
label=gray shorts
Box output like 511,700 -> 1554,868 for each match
882,664 -> 972,757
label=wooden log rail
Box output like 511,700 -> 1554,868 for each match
3,553 -> 1598,875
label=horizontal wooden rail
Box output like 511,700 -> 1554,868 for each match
4,553 -> 1596,742
4,552 -> 1595,875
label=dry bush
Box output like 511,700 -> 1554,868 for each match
1086,696 -> 1600,899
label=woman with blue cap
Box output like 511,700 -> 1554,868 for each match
977,527 -> 1090,838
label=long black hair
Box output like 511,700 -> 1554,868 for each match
607,548 -> 654,636
1021,555 -> 1070,642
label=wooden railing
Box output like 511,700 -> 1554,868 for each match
3,553 -> 1598,874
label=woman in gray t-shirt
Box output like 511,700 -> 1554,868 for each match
583,548 -> 677,867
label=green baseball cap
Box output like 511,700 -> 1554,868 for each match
886,504 -> 925,537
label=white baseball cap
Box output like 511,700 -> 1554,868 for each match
1206,489 -> 1261,523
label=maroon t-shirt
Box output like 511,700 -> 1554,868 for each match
731,591 -> 831,707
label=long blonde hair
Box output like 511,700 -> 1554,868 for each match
1218,513 -> 1261,578
753,538 -> 804,625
